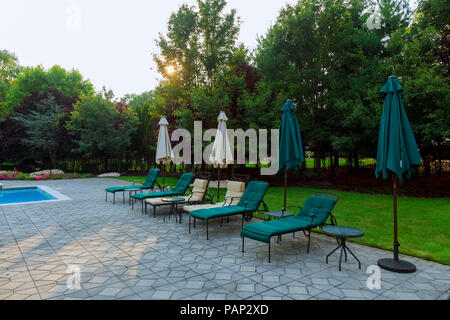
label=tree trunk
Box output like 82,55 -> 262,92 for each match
354,152 -> 359,170
330,152 -> 336,176
348,155 -> 353,175
314,144 -> 321,172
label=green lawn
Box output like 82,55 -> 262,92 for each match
118,175 -> 450,265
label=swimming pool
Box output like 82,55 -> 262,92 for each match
0,186 -> 71,205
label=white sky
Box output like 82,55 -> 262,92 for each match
1,0 -> 296,98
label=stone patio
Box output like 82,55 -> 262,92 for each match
0,178 -> 448,300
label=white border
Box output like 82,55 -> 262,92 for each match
0,185 -> 72,206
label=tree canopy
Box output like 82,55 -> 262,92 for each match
0,0 -> 448,174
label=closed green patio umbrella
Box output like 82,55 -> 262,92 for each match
375,76 -> 422,273
279,99 -> 305,210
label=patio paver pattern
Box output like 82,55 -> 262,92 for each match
0,178 -> 448,300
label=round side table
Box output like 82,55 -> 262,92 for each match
323,226 -> 364,271
161,197 -> 185,223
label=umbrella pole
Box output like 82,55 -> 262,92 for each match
393,175 -> 399,261
377,173 -> 416,273
217,168 -> 220,202
162,164 -> 165,190
283,170 -> 287,211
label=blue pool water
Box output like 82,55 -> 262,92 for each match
0,187 -> 55,204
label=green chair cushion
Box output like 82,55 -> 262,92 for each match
106,185 -> 149,193
189,205 -> 247,220
295,195 -> 336,226
237,181 -> 269,211
105,168 -> 160,193
187,181 -> 269,221
132,190 -> 176,200
241,195 -> 337,243
240,217 -> 312,243
172,173 -> 195,194
131,172 -> 194,200
142,168 -> 160,188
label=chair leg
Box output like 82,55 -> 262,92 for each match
123,191 -> 125,204
153,206 -> 156,218
306,229 -> 311,253
105,192 -> 107,202
241,236 -> 244,253
113,193 -> 115,204
339,241 -> 345,271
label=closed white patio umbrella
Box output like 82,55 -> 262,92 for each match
209,111 -> 234,202
156,117 -> 174,188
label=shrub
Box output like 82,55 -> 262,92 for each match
0,171 -> 94,180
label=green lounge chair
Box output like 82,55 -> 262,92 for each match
131,172 -> 195,213
240,192 -> 338,262
187,181 -> 269,239
105,168 -> 160,204
145,177 -> 213,221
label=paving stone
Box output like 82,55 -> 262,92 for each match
0,178 -> 447,301
152,290 -> 173,299
98,287 -> 122,297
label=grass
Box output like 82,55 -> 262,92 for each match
118,175 -> 450,265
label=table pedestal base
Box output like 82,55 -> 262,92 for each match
326,238 -> 361,271
163,202 -> 183,223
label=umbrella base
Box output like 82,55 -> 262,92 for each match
378,258 -> 416,273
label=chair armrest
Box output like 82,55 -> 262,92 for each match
309,210 -> 317,223
281,206 -> 301,217
223,196 -> 242,206
187,191 -> 205,201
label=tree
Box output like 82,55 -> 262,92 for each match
12,94 -> 64,170
2,65 -> 94,115
0,50 -> 21,111
375,0 -> 413,42
0,89 -> 76,170
124,91 -> 155,109
255,0 -> 381,171
66,94 -> 137,169
154,0 -> 240,89
382,0 -> 450,172
132,102 -> 159,165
